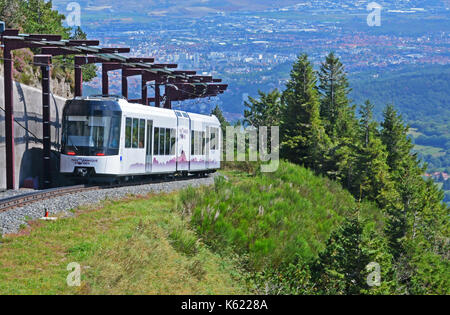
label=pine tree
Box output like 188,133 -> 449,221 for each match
19,0 -> 71,38
380,105 -> 421,257
318,52 -> 355,141
70,26 -> 98,82
380,104 -> 447,255
380,104 -> 449,293
211,104 -> 229,135
353,101 -> 398,206
244,89 -> 283,128
318,53 -> 359,182
281,54 -> 330,172
312,216 -> 370,295
381,105 -> 417,172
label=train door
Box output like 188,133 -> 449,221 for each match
146,120 -> 153,173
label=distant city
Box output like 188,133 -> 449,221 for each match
50,1 -> 450,118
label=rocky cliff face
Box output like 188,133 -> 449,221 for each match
50,76 -> 73,99
0,61 -> 74,99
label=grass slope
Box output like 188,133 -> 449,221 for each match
180,161 -> 382,272
0,194 -> 247,295
0,161 -> 384,294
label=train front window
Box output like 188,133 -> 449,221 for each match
63,114 -> 121,156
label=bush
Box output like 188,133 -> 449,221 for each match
180,161 -> 379,272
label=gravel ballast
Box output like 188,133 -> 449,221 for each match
0,175 -> 217,236
0,189 -> 34,200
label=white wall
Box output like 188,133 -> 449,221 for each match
0,77 -> 67,189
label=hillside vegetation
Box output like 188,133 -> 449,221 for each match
0,0 -> 97,97
0,161 -> 389,295
0,193 -> 248,294
180,162 -> 394,294
0,160 -> 447,294
181,163 -> 379,268
238,52 -> 449,294
350,64 -> 450,174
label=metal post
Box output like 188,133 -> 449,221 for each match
142,77 -> 148,105
3,46 -> 15,189
164,84 -> 172,109
102,66 -> 109,96
74,63 -> 83,97
122,73 -> 128,100
35,55 -> 52,188
155,82 -> 160,107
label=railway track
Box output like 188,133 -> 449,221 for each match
0,185 -> 92,213
0,174 -> 208,213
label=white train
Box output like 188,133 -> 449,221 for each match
60,96 -> 221,182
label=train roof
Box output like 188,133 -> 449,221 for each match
69,96 -> 220,125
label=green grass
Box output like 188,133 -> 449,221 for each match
0,161 -> 386,294
0,194 -> 248,295
179,161 -> 382,272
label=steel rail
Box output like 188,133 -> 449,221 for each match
0,174 -> 208,213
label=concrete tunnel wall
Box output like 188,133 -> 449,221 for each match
0,77 -> 67,190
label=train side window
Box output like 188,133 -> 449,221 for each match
170,129 -> 176,155
211,128 -> 218,151
196,131 -> 201,155
191,130 -> 195,155
139,119 -> 145,149
194,131 -> 198,155
202,132 -> 206,155
154,128 -> 159,155
165,128 -> 170,155
159,128 -> 165,156
125,118 -> 132,148
210,130 -> 216,150
198,131 -> 202,155
132,119 -> 139,148
146,121 -> 153,155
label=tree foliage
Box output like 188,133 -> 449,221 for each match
244,89 -> 283,128
281,54 -> 330,172
238,52 -> 449,294
1,1 -> 97,88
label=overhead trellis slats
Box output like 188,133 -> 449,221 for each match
1,28 -> 227,189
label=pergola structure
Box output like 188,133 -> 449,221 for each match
0,28 -> 227,189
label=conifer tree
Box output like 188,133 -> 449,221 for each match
312,216 -> 370,295
211,104 -> 229,129
380,105 -> 446,255
318,53 -> 359,182
281,54 -> 330,172
318,52 -> 355,141
244,89 -> 283,128
19,0 -> 71,38
353,101 -> 398,205
380,104 -> 449,293
381,105 -> 418,172
211,105 -> 230,154
69,26 -> 97,82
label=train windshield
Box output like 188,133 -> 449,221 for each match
62,100 -> 122,156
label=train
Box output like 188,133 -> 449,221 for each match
60,96 -> 221,182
